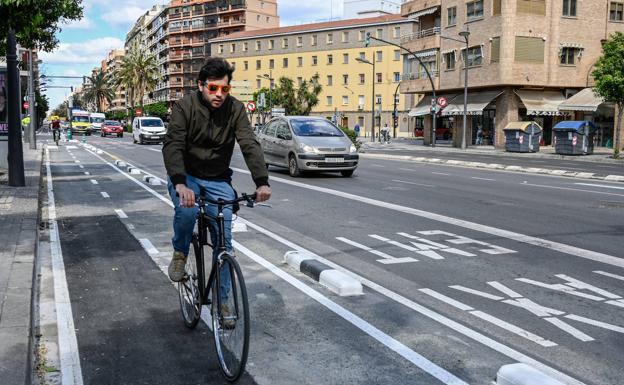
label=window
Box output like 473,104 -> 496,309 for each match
269,59 -> 274,69
393,72 -> 400,82
268,39 -> 274,50
257,14 -> 260,21
311,34 -> 317,46
256,59 -> 261,69
358,95 -> 365,107
218,44 -> 224,53
493,0 -> 501,15
342,95 -> 349,105
448,7 -> 457,25
297,36 -> 303,47
514,36 -> 545,63
312,55 -> 318,65
376,51 -> 383,62
244,60 -> 248,70
562,0 -> 576,16
359,30 -> 366,41
283,58 -> 288,68
394,50 -> 401,61
343,53 -> 349,64
297,56 -> 303,66
517,0 -> 546,15
243,42 -> 248,51
230,43 -> 235,53
282,38 -> 289,48
266,16 -> 269,22
490,37 -> 501,62
359,52 -> 366,60
466,1 -> 484,20
342,74 -> 349,85
297,77 -> 303,86
326,96 -> 333,105
339,31 -> 347,43
359,73 -> 365,84
256,40 -> 261,50
256,79 -> 261,89
560,47 -> 577,65
327,75 -> 333,85
376,28 -> 383,38
375,94 -> 382,104
393,27 -> 400,38
327,54 -> 333,64
327,33 -> 333,44
463,46 -> 483,66
376,73 -> 382,83
610,2 -> 624,20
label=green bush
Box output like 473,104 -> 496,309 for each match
338,126 -> 362,150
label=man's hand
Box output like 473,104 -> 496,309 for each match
176,184 -> 195,208
255,185 -> 271,203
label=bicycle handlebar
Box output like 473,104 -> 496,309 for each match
199,192 -> 257,208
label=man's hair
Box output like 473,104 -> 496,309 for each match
198,57 -> 234,84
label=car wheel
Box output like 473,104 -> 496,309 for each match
138,136 -> 143,145
340,170 -> 354,177
265,163 -> 270,170
288,155 -> 301,177
133,136 -> 137,144
443,132 -> 450,140
119,133 -> 123,138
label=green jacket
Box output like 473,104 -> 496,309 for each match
163,91 -> 269,187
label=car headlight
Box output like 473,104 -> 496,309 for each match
300,144 -> 318,154
349,144 -> 357,153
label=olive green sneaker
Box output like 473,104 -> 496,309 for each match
168,251 -> 187,282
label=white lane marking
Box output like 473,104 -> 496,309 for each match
233,242 -> 468,385
574,183 -> 624,190
147,148 -> 161,152
78,165 -> 84,169
232,167 -> 624,269
520,182 -> 624,197
543,318 -> 594,342
471,177 -> 495,181
371,164 -> 385,168
84,172 -> 90,176
431,172 -> 450,176
565,314 -> 624,333
392,179 -> 435,187
74,160 -> 80,163
115,209 -> 128,219
139,239 -> 159,255
470,311 -> 557,347
86,147 -> 584,385
45,149 -> 84,385
594,270 -> 624,281
100,192 -> 110,198
398,168 -> 416,171
418,288 -> 474,311
336,236 -> 418,264
449,285 -> 504,301
90,179 -> 98,185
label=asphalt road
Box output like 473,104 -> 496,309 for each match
40,134 -> 624,385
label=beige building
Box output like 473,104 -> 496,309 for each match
401,0 -> 624,149
212,15 -> 417,137
100,49 -> 126,113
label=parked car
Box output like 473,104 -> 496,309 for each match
257,116 -> 358,177
132,116 -> 166,144
101,120 -> 124,138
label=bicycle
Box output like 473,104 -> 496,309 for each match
52,129 -> 60,146
177,190 -> 256,382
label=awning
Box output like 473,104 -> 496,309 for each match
407,6 -> 439,20
515,90 -> 566,116
406,49 -> 438,59
558,88 -> 604,112
441,91 -> 502,116
408,94 -> 458,117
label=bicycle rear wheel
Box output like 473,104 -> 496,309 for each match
177,236 -> 202,328
211,253 -> 250,382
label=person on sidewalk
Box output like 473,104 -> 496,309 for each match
162,57 -> 271,287
381,123 -> 390,144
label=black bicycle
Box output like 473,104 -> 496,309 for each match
177,191 -> 256,382
52,129 -> 60,146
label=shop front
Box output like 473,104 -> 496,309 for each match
558,88 -> 615,148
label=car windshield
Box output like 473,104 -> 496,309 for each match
91,117 -> 105,123
105,120 -> 120,126
290,119 -> 344,137
72,116 -> 89,123
141,119 -> 163,127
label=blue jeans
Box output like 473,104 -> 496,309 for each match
168,175 -> 235,299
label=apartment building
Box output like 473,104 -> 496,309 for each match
138,0 -> 279,105
401,0 -> 624,149
100,49 -> 126,113
211,15 -> 416,137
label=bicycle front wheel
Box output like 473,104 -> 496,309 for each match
211,253 -> 250,382
178,236 -> 202,328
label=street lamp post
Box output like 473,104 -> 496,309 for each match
459,29 -> 470,150
355,56 -> 376,142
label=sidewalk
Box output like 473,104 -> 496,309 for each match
0,143 -> 43,385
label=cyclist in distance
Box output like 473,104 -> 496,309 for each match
162,57 -> 271,286
51,117 -> 61,144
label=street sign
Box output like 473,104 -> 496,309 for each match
437,97 -> 448,107
23,102 -> 29,110
258,93 -> 266,108
135,108 -> 143,117
246,101 -> 257,112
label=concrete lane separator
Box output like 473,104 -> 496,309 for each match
284,250 -> 363,296
496,363 -> 566,385
143,175 -> 163,186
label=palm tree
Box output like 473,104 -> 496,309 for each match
83,69 -> 114,112
111,48 -> 160,110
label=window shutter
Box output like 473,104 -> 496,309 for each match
517,0 -> 545,15
491,37 -> 501,62
493,0 -> 501,15
514,36 -> 544,63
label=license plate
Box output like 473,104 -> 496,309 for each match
151,136 -> 160,139
325,157 -> 344,163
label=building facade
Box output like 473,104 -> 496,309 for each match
100,49 -> 126,113
343,0 -> 404,19
212,15 -> 417,138
401,0 -> 624,149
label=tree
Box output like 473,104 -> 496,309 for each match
592,32 -> 624,158
111,47 -> 160,110
144,101 -> 168,120
50,101 -> 68,118
272,74 -> 322,115
0,0 -> 83,56
82,69 -> 114,112
35,89 -> 49,124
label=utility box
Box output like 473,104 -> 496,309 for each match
503,121 -> 542,153
553,121 -> 597,155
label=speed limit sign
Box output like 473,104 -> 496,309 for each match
437,97 -> 448,108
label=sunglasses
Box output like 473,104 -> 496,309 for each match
203,82 -> 231,93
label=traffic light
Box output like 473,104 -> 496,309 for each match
365,32 -> 371,47
393,115 -> 398,127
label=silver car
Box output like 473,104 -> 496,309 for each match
257,116 -> 358,177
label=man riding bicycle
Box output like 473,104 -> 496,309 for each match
51,117 -> 61,144
162,57 -> 271,287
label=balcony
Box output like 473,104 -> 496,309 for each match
219,4 -> 247,13
217,18 -> 245,27
400,71 -> 440,94
169,67 -> 183,75
401,0 -> 441,17
402,27 -> 441,53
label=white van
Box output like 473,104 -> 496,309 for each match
132,117 -> 166,144
89,112 -> 106,132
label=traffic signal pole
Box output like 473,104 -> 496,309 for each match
6,28 -> 25,186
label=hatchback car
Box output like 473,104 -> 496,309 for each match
101,120 -> 124,137
257,116 -> 358,177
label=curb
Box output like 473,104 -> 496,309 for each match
496,363 -> 565,385
283,251 -> 363,296
360,152 -> 624,183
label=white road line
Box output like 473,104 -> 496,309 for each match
336,236 -> 417,264
139,239 -> 159,255
371,164 -> 385,168
100,192 -> 110,198
520,182 -> 624,197
543,318 -> 594,342
418,288 -> 474,311
74,160 -> 80,163
85,147 -> 585,385
565,314 -> 624,333
233,242 -> 468,385
398,168 -> 416,171
471,177 -> 495,181
78,165 -> 84,169
470,311 -> 558,347
449,285 -> 504,301
392,179 -> 435,187
90,179 -> 98,185
574,183 -> 624,190
114,209 -> 128,219
84,172 -> 90,176
45,149 -> 84,385
431,172 -> 450,176
594,270 -> 624,281
146,148 -> 161,152
231,167 -> 624,269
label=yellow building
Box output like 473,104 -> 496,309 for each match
211,15 -> 417,138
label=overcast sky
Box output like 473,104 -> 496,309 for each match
39,0 -> 343,111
